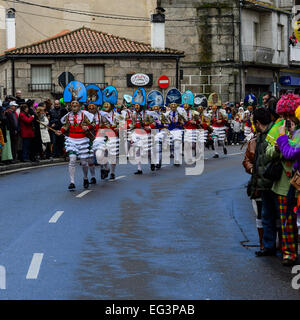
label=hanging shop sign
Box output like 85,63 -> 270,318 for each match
127,73 -> 153,87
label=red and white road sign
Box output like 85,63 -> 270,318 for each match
158,75 -> 170,89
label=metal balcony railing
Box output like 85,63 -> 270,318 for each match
28,83 -> 55,92
242,45 -> 275,64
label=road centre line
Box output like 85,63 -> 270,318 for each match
110,175 -> 126,181
26,253 -> 44,279
76,190 -> 92,198
49,211 -> 64,223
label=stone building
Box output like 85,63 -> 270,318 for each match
0,0 -> 157,53
160,0 -> 292,102
0,27 -> 183,103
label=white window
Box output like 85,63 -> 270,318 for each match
277,24 -> 284,51
31,65 -> 51,91
84,65 -> 104,85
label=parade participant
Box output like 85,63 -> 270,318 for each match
86,84 -> 103,184
130,87 -> 155,174
181,90 -> 201,165
208,93 -> 228,158
56,81 -> 93,190
146,90 -> 168,170
243,94 -> 257,142
121,95 -> 133,159
164,88 -> 186,166
93,86 -> 121,181
57,100 -> 93,190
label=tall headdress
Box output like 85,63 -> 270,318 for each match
86,84 -> 103,106
194,94 -> 208,109
63,81 -> 87,103
244,94 -> 257,107
147,90 -> 164,109
165,88 -> 182,106
102,86 -> 118,105
208,92 -> 221,107
182,90 -> 194,106
132,87 -> 147,107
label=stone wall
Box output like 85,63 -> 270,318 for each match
0,57 -> 178,104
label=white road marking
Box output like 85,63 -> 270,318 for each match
110,175 -> 126,181
26,253 -> 44,279
76,190 -> 92,198
49,211 -> 64,223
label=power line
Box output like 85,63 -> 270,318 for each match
3,0 -> 204,23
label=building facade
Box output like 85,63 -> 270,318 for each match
0,27 -> 183,103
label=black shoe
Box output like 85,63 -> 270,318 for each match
104,169 -> 110,179
109,173 -> 115,180
151,164 -> 155,171
68,183 -> 76,190
174,163 -> 180,167
134,170 -> 143,175
101,169 -> 106,180
213,154 -> 219,158
156,164 -> 161,170
83,179 -> 89,189
255,248 -> 276,257
223,147 -> 227,155
90,177 -> 96,184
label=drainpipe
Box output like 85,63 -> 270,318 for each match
176,57 -> 179,89
11,57 -> 15,96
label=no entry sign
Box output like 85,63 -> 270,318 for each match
158,75 -> 170,89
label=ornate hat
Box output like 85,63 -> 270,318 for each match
244,94 -> 257,107
123,94 -> 132,105
208,92 -> 221,107
102,86 -> 118,105
63,81 -> 87,103
147,90 -> 164,109
86,84 -> 102,106
165,88 -> 182,106
182,90 -> 194,106
194,94 -> 208,108
132,87 -> 147,107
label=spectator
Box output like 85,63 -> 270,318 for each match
231,110 -> 242,145
0,103 -> 13,164
49,100 -> 64,158
251,108 -> 279,257
36,106 -> 51,159
5,101 -> 20,163
15,90 -> 25,106
19,104 -> 34,162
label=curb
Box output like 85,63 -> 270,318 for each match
0,159 -> 67,176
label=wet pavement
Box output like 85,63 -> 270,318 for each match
0,145 -> 300,299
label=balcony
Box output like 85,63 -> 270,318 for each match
290,45 -> 300,64
28,83 -> 55,92
242,45 -> 275,64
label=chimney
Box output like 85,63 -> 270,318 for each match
6,8 -> 16,49
151,7 -> 165,50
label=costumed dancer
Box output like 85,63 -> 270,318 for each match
86,84 -> 103,184
243,94 -> 257,142
146,90 -> 168,170
130,87 -> 155,174
121,94 -> 133,159
93,86 -> 121,180
57,81 -> 94,190
208,93 -> 228,158
164,88 -> 186,166
181,91 -> 203,164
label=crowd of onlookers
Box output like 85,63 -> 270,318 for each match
243,88 -> 300,267
0,90 -> 68,165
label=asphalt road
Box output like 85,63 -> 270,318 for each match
0,145 -> 300,300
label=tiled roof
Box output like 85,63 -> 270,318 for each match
5,26 -> 183,56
